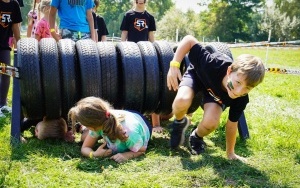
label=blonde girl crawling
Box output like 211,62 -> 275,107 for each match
68,96 -> 152,163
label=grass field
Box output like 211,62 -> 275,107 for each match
1,47 -> 299,187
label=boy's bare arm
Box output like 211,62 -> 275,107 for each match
226,120 -> 247,162
12,23 -> 21,42
148,31 -> 155,42
225,119 -> 238,157
86,9 -> 96,42
49,6 -> 60,41
167,35 -> 198,91
121,31 -> 128,41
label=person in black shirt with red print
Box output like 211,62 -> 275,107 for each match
120,0 -> 156,43
167,35 -> 265,162
0,0 -> 22,118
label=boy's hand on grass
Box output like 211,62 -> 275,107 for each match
227,153 -> 247,163
64,130 -> 75,142
153,126 -> 164,133
94,142 -> 112,157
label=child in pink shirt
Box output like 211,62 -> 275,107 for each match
35,0 -> 51,41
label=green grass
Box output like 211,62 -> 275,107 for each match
1,47 -> 300,187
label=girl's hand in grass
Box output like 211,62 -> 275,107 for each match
227,153 -> 247,163
110,153 -> 127,163
94,142 -> 112,157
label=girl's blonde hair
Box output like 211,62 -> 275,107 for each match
68,97 -> 127,142
38,0 -> 51,13
37,118 -> 67,140
231,54 -> 265,88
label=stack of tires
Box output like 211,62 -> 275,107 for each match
17,38 -> 232,120
17,38 -> 178,120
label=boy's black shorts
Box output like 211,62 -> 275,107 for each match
179,67 -> 226,111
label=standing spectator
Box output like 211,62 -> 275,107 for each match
94,0 -> 109,41
120,0 -> 155,43
120,0 -> 164,132
0,0 -> 22,118
35,0 -> 51,41
49,0 -> 96,42
27,0 -> 41,38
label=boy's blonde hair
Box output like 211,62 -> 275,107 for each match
37,118 -> 67,140
68,97 -> 127,142
231,54 -> 265,88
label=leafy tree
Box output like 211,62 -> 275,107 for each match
274,0 -> 300,39
147,0 -> 174,21
97,0 -> 132,37
199,0 -> 264,42
261,4 -> 300,41
156,7 -> 199,41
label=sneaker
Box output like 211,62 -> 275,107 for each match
170,117 -> 189,149
1,105 -> 12,113
189,133 -> 207,155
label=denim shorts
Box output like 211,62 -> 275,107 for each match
60,28 -> 91,42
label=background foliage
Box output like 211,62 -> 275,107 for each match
20,0 -> 300,42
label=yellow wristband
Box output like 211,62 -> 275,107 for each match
170,60 -> 180,68
50,28 -> 55,33
89,151 -> 94,158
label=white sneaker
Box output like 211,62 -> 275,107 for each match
0,111 -> 5,118
1,105 -> 12,113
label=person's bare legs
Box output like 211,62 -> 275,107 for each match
170,86 -> 194,148
189,102 -> 222,154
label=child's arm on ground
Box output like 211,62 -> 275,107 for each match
110,146 -> 146,163
81,134 -> 110,158
226,119 -> 247,162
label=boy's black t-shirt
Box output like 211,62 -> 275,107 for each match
188,43 -> 249,122
96,15 -> 109,41
120,10 -> 156,43
0,0 -> 22,50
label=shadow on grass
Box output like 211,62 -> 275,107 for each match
10,135 -> 82,161
180,154 -> 278,187
0,114 -> 11,132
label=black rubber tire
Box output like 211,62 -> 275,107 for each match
116,42 -> 144,112
153,41 -> 176,115
17,38 -> 44,119
137,41 -> 160,114
96,42 -> 121,108
205,42 -> 233,60
58,39 -> 80,119
39,38 -> 62,119
76,39 -> 102,98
